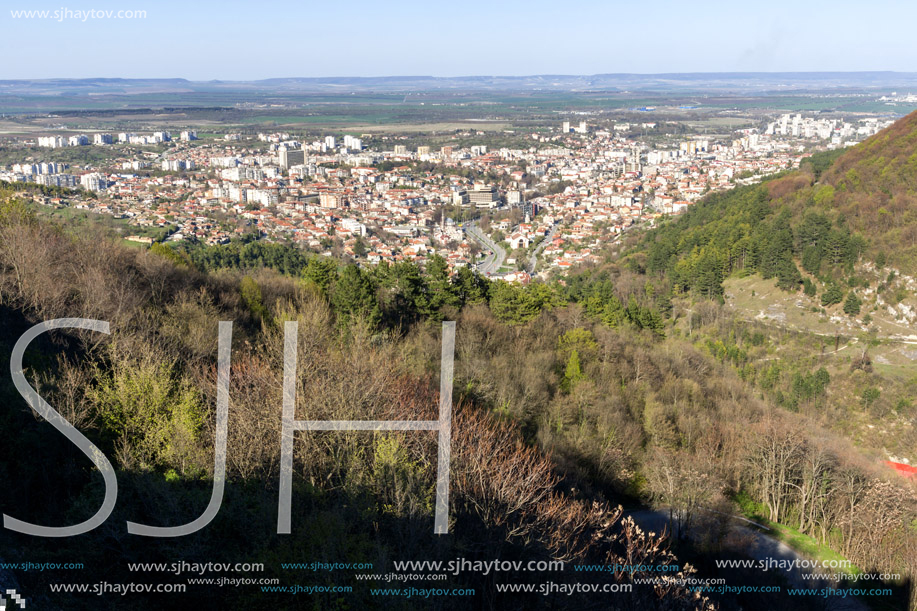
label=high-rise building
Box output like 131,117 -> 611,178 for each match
278,147 -> 305,169
343,135 -> 362,150
469,184 -> 499,208
80,173 -> 107,191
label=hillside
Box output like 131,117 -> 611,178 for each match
1,187 -> 915,609
631,111 -> 917,454
0,193 -> 709,610
819,109 -> 917,270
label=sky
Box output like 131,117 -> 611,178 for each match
0,0 -> 912,79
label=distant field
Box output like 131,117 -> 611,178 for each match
2,89 -> 908,132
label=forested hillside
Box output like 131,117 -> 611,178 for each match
641,109 -> 917,296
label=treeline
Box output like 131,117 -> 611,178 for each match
172,238 -> 673,334
0,178 -> 84,199
644,109 -> 917,283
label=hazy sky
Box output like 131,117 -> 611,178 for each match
0,0 -> 911,79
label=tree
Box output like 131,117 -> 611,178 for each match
775,257 -> 802,292
821,283 -> 844,307
352,236 -> 367,257
426,254 -> 460,313
560,350 -> 584,393
802,277 -> 817,297
302,257 -> 338,297
331,264 -> 381,328
488,281 -> 540,325
843,291 -> 861,316
452,266 -> 489,305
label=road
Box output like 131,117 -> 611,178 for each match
464,222 -> 506,276
624,508 -> 868,611
526,222 -> 558,274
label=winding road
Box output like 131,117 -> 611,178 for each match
526,222 -> 558,274
464,222 -> 507,276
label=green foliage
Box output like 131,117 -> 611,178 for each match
802,148 -> 845,180
488,281 -> 562,325
302,257 -> 339,297
843,291 -> 861,316
821,283 -> 845,307
87,359 -> 205,473
240,275 -> 269,322
802,277 -> 817,297
790,367 -> 831,405
452,266 -> 490,305
0,193 -> 36,226
625,295 -> 665,336
425,254 -> 461,313
352,236 -> 367,257
861,387 -> 881,409
642,176 -> 864,299
185,239 -> 312,276
331,264 -> 381,329
372,435 -> 432,519
557,328 -> 598,360
560,349 -> 585,393
150,242 -> 191,267
705,338 -> 748,367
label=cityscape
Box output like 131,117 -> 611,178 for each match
2,1 -> 917,610
0,112 -> 896,284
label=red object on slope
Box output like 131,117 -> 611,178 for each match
885,461 -> 917,478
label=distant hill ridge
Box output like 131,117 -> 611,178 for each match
5,72 -> 917,94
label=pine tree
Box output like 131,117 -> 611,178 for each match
331,264 -> 381,328
821,283 -> 844,307
843,291 -> 861,316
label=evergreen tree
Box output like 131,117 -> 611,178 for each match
843,291 -> 861,316
489,281 -> 540,325
352,237 -> 367,257
331,264 -> 381,328
426,254 -> 460,312
775,257 -> 802,291
452,266 -> 490,305
302,257 -> 339,297
802,277 -> 817,297
821,283 -> 845,307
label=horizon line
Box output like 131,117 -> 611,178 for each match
4,71 -> 917,83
